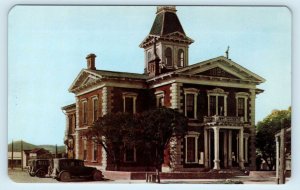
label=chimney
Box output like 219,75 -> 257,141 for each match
86,53 -> 96,70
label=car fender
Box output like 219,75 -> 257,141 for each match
58,170 -> 70,179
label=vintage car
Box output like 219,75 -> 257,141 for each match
50,158 -> 103,181
27,159 -> 51,178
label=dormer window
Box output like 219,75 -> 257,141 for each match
165,47 -> 173,67
178,49 -> 184,67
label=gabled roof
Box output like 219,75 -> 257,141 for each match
175,56 -> 266,83
68,69 -> 147,93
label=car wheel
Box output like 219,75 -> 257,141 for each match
36,170 -> 46,178
92,170 -> 103,181
59,171 -> 71,182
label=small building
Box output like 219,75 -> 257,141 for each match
29,148 -> 52,159
8,150 -> 30,168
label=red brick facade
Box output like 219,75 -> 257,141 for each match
62,6 -> 264,172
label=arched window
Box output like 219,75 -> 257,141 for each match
178,49 -> 184,67
165,47 -> 172,66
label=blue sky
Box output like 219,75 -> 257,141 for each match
8,6 -> 291,145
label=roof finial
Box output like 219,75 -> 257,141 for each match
156,6 -> 177,14
225,46 -> 230,59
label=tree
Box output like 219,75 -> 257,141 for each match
256,107 -> 291,170
138,107 -> 188,183
85,112 -> 139,171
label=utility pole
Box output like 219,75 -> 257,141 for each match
11,140 -> 14,170
55,144 -> 58,158
279,125 -> 286,184
21,140 -> 24,171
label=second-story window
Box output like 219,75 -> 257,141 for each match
186,94 -> 195,118
236,92 -> 249,122
92,97 -> 98,122
82,101 -> 88,124
207,88 -> 228,116
123,92 -> 137,114
184,88 -> 199,119
237,98 -> 245,117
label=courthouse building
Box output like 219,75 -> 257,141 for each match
62,6 -> 265,171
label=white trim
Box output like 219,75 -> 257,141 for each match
92,96 -> 99,122
122,92 -> 138,114
150,78 -> 256,89
207,88 -> 228,116
184,131 -> 200,164
81,100 -> 88,125
184,88 -> 199,119
236,92 -> 249,122
155,91 -> 165,107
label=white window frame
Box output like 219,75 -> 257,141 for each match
92,96 -> 98,122
235,92 -> 249,122
81,99 -> 88,124
177,49 -> 184,67
184,131 -> 200,164
122,92 -> 137,114
184,88 -> 199,119
155,91 -> 165,107
123,143 -> 137,163
207,88 -> 228,116
164,46 -> 173,68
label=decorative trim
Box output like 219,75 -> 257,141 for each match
236,92 -> 249,122
184,131 -> 200,164
155,90 -> 165,107
184,88 -> 199,119
122,92 -> 138,114
92,96 -> 99,122
170,83 -> 183,112
207,88 -> 228,116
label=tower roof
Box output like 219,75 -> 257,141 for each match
140,6 -> 194,48
149,6 -> 185,36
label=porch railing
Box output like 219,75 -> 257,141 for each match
203,115 -> 244,126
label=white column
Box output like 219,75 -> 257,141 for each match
207,95 -> 210,116
204,129 -> 209,168
236,136 -> 239,162
208,129 -> 211,168
239,128 -> 245,169
275,136 -> 280,180
224,131 -> 228,168
245,136 -> 249,163
224,95 -> 228,116
213,127 -> 220,170
228,130 -> 232,167
102,87 -> 108,115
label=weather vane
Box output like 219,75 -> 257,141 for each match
225,46 -> 230,59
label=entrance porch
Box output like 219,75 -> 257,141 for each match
204,116 -> 250,170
